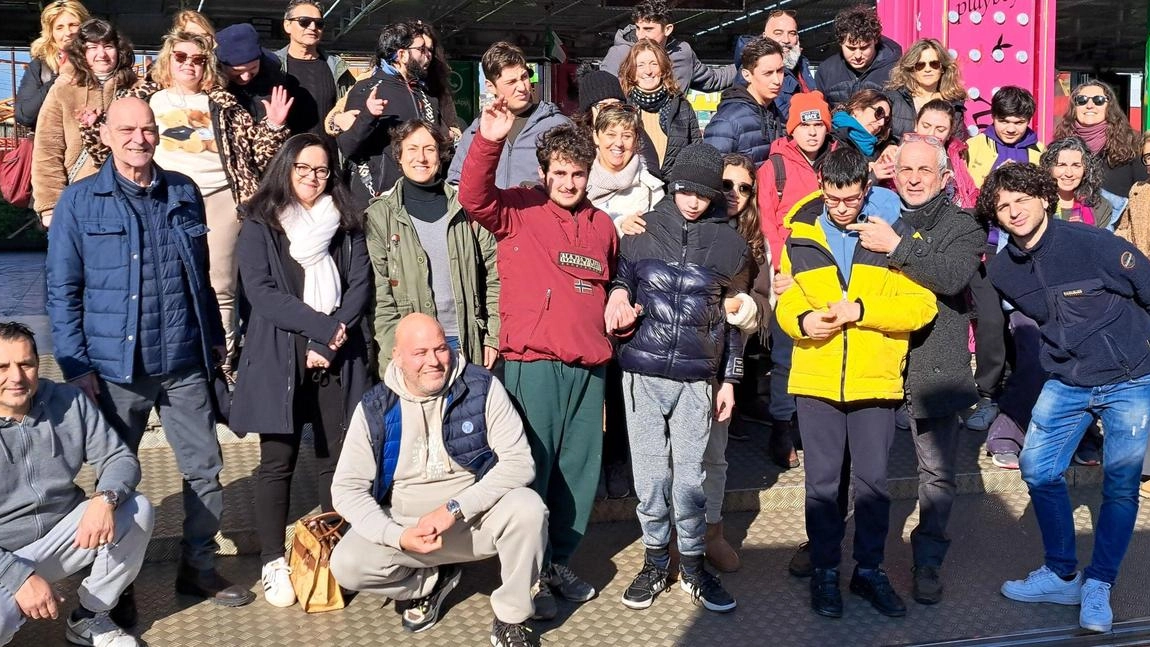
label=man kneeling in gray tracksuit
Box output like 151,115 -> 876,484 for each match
330,313 -> 547,647
0,322 -> 153,647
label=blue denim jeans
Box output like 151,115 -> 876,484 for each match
1020,374 -> 1150,584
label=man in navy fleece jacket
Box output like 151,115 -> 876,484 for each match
978,163 -> 1150,635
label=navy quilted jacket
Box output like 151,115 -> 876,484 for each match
613,196 -> 751,382
47,162 -> 223,383
702,86 -> 785,166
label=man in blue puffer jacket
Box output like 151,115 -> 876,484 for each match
703,37 -> 787,166
604,143 -> 751,615
46,98 -> 253,608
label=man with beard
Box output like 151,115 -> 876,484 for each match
338,20 -> 442,212
216,23 -> 289,123
733,9 -> 818,119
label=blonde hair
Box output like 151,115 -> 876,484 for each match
171,10 -> 216,41
30,1 -> 91,72
618,39 -> 680,95
151,32 -> 221,92
886,38 -> 966,102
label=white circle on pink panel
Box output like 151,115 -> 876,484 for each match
1016,50 -> 1029,63
1017,13 -> 1030,25
969,49 -> 982,62
970,11 -> 982,23
969,87 -> 981,100
968,124 -> 980,137
992,49 -> 1005,62
948,10 -> 959,23
948,49 -> 959,59
994,11 -> 1006,23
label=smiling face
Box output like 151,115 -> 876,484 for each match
393,316 -> 452,397
1050,149 -> 1085,195
541,155 -> 590,210
633,49 -> 664,92
842,38 -> 877,71
0,336 -> 37,420
101,98 -> 158,172
84,40 -> 117,76
723,165 -> 753,217
993,188 -> 1049,246
51,11 -> 82,49
895,140 -> 949,207
853,100 -> 890,136
1074,84 -> 1107,127
398,126 -> 441,184
284,2 -> 323,48
170,41 -> 207,91
912,47 -> 942,92
915,108 -> 952,140
764,13 -> 799,50
291,145 -> 330,209
742,53 -> 785,105
594,123 -> 636,172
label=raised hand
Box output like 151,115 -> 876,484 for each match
365,86 -> 387,118
479,97 -> 515,142
262,85 -> 294,128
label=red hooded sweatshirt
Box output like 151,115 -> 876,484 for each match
459,132 -> 618,367
756,137 -> 825,271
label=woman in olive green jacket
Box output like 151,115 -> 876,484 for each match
365,120 -> 500,372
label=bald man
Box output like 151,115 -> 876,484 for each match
47,98 -> 252,607
331,314 -> 546,645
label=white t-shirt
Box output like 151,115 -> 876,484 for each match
150,89 -> 229,193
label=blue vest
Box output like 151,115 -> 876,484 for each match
363,362 -> 498,504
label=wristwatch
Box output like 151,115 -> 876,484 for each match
446,499 -> 465,522
92,490 -> 120,510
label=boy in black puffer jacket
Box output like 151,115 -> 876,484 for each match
604,143 -> 752,614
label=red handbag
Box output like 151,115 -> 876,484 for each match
0,135 -> 34,209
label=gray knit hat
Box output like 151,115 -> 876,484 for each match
667,142 -> 724,201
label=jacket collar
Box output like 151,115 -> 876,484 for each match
91,160 -> 198,206
1006,215 -> 1056,260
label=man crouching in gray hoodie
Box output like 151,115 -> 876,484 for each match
0,322 -> 153,647
331,313 -> 546,647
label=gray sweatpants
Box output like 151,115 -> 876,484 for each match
703,414 -> 729,525
0,494 -> 154,646
623,372 -> 713,557
329,488 -> 546,624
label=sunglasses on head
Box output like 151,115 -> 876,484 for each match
286,16 -> 325,30
172,51 -> 207,66
1073,94 -> 1107,107
901,133 -> 943,146
723,179 -> 753,197
913,59 -> 942,72
766,9 -> 797,18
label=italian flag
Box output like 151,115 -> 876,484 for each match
545,29 -> 567,63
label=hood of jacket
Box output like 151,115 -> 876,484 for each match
383,348 -> 467,404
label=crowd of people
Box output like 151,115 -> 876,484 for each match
3,0 -> 1150,646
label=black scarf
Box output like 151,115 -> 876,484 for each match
628,86 -> 670,113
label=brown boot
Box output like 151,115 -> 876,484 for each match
705,522 -> 741,572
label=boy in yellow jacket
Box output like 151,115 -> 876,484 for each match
777,147 -> 937,620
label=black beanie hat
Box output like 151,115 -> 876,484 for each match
667,143 -> 724,201
578,70 -> 627,114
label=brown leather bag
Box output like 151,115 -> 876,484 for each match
289,512 -> 346,613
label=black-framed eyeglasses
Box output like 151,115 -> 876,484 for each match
913,59 -> 942,72
405,45 -> 433,56
1141,152 -> 1150,166
723,179 -> 754,197
823,193 -> 865,209
293,163 -> 331,180
286,16 -> 325,30
1073,94 -> 1107,107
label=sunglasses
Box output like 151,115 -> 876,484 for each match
1073,94 -> 1107,107
599,103 -> 639,114
871,105 -> 888,123
723,179 -> 754,197
913,59 -> 942,72
405,45 -> 433,56
286,16 -> 325,30
172,51 -> 208,66
901,132 -> 943,147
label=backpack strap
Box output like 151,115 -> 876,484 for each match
770,153 -> 786,200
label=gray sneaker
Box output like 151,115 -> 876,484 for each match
545,563 -> 597,602
66,611 -> 140,647
966,398 -> 999,432
992,452 -> 1020,470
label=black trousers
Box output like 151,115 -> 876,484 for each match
255,370 -> 347,563
798,397 -> 896,571
909,414 -> 962,568
969,262 -> 1007,398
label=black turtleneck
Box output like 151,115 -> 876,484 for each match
402,176 -> 448,223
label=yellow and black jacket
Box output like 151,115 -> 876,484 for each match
777,192 -> 938,403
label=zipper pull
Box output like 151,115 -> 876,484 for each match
545,288 -> 552,310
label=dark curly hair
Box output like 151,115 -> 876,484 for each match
1040,137 -> 1107,207
536,124 -> 595,173
1053,80 -> 1141,169
833,4 -> 883,45
67,19 -> 137,90
975,163 -> 1057,226
632,0 -> 670,25
390,119 -> 451,170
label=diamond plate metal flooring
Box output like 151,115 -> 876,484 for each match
13,489 -> 1150,647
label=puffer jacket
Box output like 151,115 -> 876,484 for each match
703,85 -> 786,165
15,57 -> 56,129
777,193 -> 938,402
733,36 -> 818,118
600,24 -> 736,94
364,179 -> 501,365
448,101 -> 571,189
756,136 -> 830,270
966,130 -> 1044,187
644,93 -> 702,179
87,81 -> 287,205
46,162 -> 224,383
817,37 -> 903,108
613,196 -> 751,382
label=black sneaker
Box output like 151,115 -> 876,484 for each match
402,564 -> 462,632
546,563 -> 597,602
912,565 -> 943,605
680,561 -> 736,613
849,566 -> 907,617
810,568 -> 843,618
530,576 -> 557,621
621,557 -> 670,610
788,541 -> 813,578
491,618 -> 539,647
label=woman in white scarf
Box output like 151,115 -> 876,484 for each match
586,104 -> 665,238
231,133 -> 373,609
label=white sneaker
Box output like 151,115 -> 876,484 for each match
65,611 -> 140,647
261,557 -> 297,608
1001,565 -> 1082,605
1080,578 -> 1113,632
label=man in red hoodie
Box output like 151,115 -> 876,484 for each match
459,98 -> 623,620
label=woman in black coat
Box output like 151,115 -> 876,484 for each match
15,0 -> 89,128
618,38 -> 701,179
232,133 -> 372,608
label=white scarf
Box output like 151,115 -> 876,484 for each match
280,194 -> 343,314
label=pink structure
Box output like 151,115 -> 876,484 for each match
877,0 -> 1057,141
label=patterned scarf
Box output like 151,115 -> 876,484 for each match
628,86 -> 670,113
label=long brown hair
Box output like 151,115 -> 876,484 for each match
886,38 -> 966,102
1053,80 -> 1140,168
618,39 -> 679,95
65,19 -> 136,90
723,153 -> 767,267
